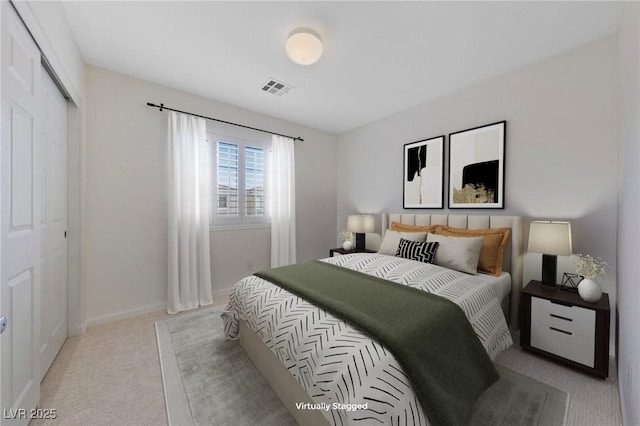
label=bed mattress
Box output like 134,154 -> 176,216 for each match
488,271 -> 511,301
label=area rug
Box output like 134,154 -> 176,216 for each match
156,307 -> 569,426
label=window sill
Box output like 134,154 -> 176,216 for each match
210,223 -> 271,232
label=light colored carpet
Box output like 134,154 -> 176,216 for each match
31,309 -> 171,426
157,307 -> 569,426
496,332 -> 623,426
31,297 -> 229,426
33,295 -> 621,426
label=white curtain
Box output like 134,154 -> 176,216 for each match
167,111 -> 213,314
270,135 -> 297,267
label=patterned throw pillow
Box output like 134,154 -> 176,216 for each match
395,239 -> 439,264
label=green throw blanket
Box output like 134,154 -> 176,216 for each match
255,260 -> 499,426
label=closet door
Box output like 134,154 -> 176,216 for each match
39,70 -> 67,381
1,1 -> 42,422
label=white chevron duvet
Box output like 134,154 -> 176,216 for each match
222,253 -> 513,426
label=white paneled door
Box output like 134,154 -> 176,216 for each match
39,71 -> 67,381
1,2 -> 42,424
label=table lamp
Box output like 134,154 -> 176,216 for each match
347,215 -> 375,250
528,221 -> 572,287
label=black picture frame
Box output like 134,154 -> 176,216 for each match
403,135 -> 444,209
448,121 -> 506,209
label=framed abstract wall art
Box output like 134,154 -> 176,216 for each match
448,121 -> 506,209
403,135 -> 444,209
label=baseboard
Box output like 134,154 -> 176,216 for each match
86,302 -> 166,328
67,322 -> 87,337
619,379 -> 628,426
85,286 -> 232,329
212,286 -> 233,298
85,287 -> 232,329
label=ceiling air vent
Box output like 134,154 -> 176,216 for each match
261,78 -> 294,96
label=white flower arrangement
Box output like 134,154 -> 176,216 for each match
571,254 -> 609,279
339,230 -> 354,244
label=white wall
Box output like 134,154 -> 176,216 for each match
337,37 -> 618,340
616,3 -> 640,425
85,66 -> 337,325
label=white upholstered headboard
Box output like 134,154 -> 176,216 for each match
381,213 -> 524,329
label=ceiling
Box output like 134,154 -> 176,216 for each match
62,1 -> 623,135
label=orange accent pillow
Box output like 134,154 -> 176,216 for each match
390,222 -> 439,233
434,226 -> 511,276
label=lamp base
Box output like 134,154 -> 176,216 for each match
355,233 -> 366,250
540,254 -> 557,287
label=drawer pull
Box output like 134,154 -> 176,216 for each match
549,326 -> 572,336
550,300 -> 572,307
550,313 -> 572,322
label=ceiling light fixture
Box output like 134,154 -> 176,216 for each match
285,28 -> 323,65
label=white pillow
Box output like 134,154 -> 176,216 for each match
378,230 -> 427,255
426,233 -> 483,275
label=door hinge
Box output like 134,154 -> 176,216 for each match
64,230 -> 67,238
0,316 -> 7,334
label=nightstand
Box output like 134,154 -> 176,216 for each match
329,248 -> 376,257
520,280 -> 610,378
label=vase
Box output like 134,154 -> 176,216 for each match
578,278 -> 602,303
342,240 -> 353,250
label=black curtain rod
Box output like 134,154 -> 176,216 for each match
146,102 -> 304,142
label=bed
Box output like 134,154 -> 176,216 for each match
222,213 -> 523,426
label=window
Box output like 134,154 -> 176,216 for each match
216,142 -> 239,217
208,133 -> 270,226
245,146 -> 265,216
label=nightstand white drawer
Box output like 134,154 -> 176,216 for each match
531,296 -> 595,339
531,296 -> 595,323
531,319 -> 595,367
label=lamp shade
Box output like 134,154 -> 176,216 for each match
347,215 -> 375,234
528,221 -> 572,256
285,29 -> 323,65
